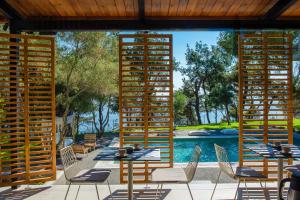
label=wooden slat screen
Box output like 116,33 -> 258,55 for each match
119,34 -> 173,183
0,33 -> 56,186
238,33 -> 293,179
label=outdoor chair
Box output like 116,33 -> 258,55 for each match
60,146 -> 113,200
151,145 -> 201,200
210,144 -> 267,200
72,144 -> 89,157
84,134 -> 97,151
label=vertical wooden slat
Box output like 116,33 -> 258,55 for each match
169,35 -> 174,167
143,36 -> 149,182
24,37 -> 30,181
263,34 -> 269,176
238,32 -> 244,167
287,34 -> 294,166
118,35 -> 124,183
50,37 -> 56,179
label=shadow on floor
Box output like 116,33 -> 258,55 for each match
103,189 -> 171,200
235,187 -> 286,200
0,186 -> 51,200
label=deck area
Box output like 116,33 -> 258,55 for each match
0,181 -> 281,200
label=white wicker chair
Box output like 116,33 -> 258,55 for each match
60,146 -> 113,200
151,145 -> 201,200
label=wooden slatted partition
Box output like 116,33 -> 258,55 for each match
0,33 -> 56,186
119,34 -> 173,183
238,33 -> 293,180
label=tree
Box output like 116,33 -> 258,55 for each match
177,42 -> 210,124
89,35 -> 118,138
174,90 -> 188,125
209,75 -> 235,125
218,30 -> 300,116
56,32 -> 118,149
177,42 -> 233,125
70,90 -> 95,141
0,98 -> 5,120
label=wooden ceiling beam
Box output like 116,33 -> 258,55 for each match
138,0 -> 145,22
264,0 -> 297,19
9,18 -> 300,31
0,1 -> 23,20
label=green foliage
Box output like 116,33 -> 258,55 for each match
177,118 -> 300,131
174,90 -> 188,125
0,97 -> 5,120
55,32 -> 118,145
218,30 -> 300,58
176,40 -> 234,125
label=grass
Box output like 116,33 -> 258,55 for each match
176,118 -> 300,131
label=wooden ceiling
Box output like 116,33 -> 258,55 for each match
1,0 -> 300,31
6,0 -> 138,18
145,0 -> 278,17
2,0 -> 300,19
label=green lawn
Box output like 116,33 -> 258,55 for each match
176,118 -> 300,131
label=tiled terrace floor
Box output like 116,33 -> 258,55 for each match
0,181 -> 282,200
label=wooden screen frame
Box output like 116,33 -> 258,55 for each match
119,34 -> 173,183
238,33 -> 293,180
0,33 -> 56,186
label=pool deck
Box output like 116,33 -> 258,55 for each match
0,181 -> 281,200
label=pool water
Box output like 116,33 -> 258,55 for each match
174,136 -> 300,163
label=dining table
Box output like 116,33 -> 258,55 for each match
246,143 -> 300,200
94,147 -> 161,200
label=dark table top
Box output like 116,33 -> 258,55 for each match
93,147 -> 161,161
246,144 -> 300,159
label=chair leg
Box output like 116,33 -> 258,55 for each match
159,184 -> 163,197
95,184 -> 100,200
75,185 -> 80,200
210,170 -> 221,200
234,179 -> 241,200
155,184 -> 160,200
107,180 -> 114,200
259,180 -> 267,199
187,183 -> 194,200
65,182 -> 71,200
243,179 -> 249,199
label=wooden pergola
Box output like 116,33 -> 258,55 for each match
0,0 -> 299,187
0,0 -> 300,31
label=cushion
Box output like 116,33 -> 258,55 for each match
70,168 -> 111,183
235,167 -> 266,179
152,168 -> 188,183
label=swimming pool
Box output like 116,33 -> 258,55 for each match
174,136 -> 300,163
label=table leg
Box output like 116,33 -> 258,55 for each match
277,158 -> 283,200
128,161 -> 133,200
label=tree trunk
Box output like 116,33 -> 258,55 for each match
194,93 -> 202,125
71,112 -> 80,142
224,103 -> 231,125
215,108 -> 218,124
202,85 -> 211,124
232,101 -> 238,121
92,111 -> 100,135
58,105 -> 69,150
98,99 -> 110,138
98,101 -> 104,138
